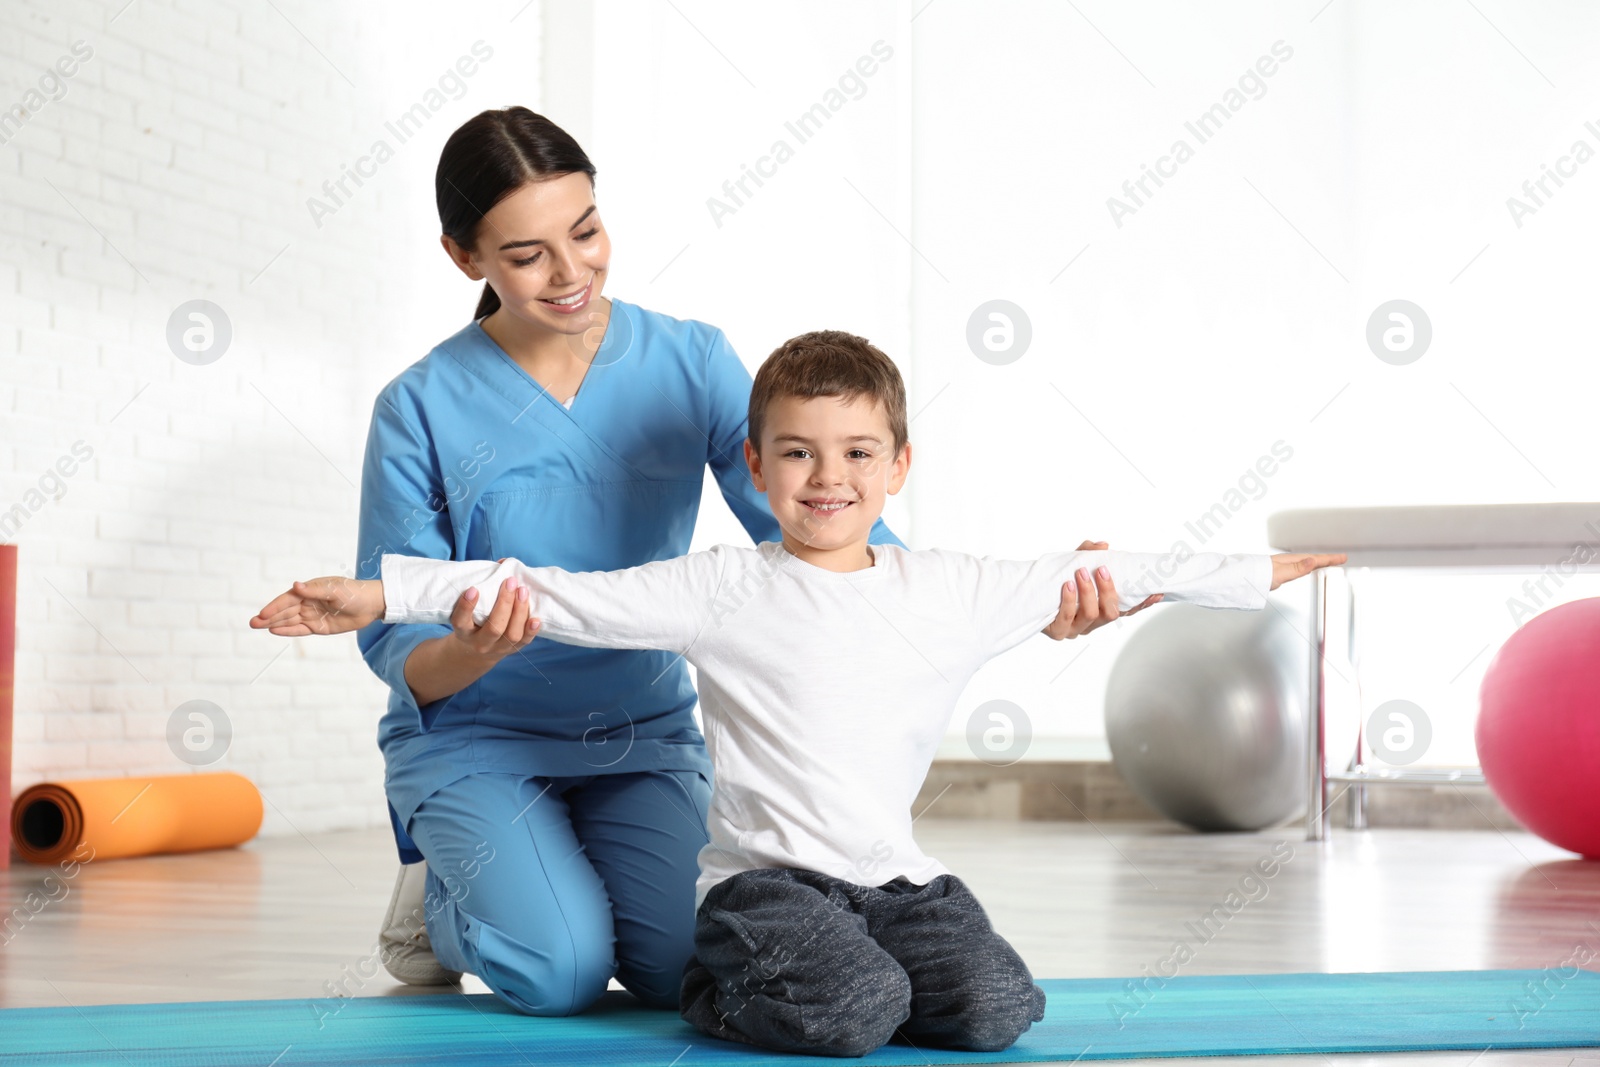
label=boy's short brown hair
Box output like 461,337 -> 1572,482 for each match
746,330 -> 908,458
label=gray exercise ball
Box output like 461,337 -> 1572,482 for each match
1105,603 -> 1308,831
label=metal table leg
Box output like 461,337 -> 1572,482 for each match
1346,572 -> 1368,830
1305,568 -> 1329,840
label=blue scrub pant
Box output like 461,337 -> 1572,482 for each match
401,768 -> 711,1016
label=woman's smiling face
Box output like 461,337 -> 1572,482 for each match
441,171 -> 611,334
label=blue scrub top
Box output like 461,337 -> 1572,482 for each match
356,298 -> 905,829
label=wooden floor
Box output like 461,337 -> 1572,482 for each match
2,819 -> 1597,1066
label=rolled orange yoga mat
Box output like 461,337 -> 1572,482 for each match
11,772 -> 263,865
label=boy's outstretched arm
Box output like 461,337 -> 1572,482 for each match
375,550 -> 726,653
253,549 -> 726,653
965,547 -> 1347,660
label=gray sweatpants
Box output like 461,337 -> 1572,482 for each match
679,867 -> 1047,1057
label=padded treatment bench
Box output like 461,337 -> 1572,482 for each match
1267,503 -> 1600,840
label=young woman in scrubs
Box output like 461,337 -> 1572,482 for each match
355,107 -> 1155,1016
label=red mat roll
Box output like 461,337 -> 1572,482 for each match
11,772 -> 263,865
0,543 -> 14,870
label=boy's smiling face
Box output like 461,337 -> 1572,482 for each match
745,392 -> 911,570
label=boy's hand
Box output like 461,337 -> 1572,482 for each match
1043,540 -> 1163,640
250,577 -> 385,636
1269,552 -> 1347,591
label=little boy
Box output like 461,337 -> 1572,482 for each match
254,330 -> 1342,1057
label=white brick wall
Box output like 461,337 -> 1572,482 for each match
1,0 -> 544,835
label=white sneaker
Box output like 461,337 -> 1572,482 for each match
378,861 -> 463,986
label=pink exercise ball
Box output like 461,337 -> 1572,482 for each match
1476,597 -> 1600,860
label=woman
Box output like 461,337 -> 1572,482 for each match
355,107 -> 1153,1016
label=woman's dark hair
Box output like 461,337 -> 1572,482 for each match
435,107 -> 597,320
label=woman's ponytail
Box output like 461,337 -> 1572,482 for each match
474,282 -> 500,320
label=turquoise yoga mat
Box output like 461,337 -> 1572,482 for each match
2,970 -> 1597,1066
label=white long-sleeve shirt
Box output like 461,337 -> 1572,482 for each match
382,541 -> 1271,909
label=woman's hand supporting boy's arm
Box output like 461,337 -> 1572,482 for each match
1043,539 -> 1164,640
392,577 -> 541,705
